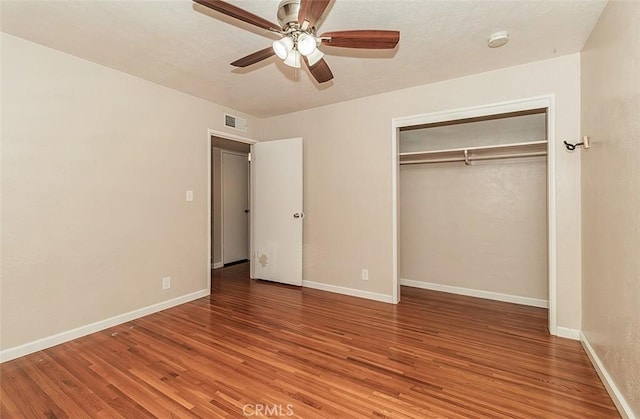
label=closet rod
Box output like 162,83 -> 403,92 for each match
399,139 -> 547,157
400,151 -> 547,165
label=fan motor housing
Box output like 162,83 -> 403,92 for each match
277,0 -> 301,29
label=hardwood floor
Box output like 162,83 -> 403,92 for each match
1,263 -> 619,418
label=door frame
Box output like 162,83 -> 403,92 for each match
391,95 -> 558,335
220,149 -> 250,265
207,129 -> 257,291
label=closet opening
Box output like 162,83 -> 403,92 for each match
391,97 -> 557,335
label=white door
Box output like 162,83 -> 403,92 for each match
222,151 -> 249,264
251,138 -> 303,286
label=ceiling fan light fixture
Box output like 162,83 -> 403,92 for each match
297,33 -> 317,56
273,37 -> 294,59
306,48 -> 324,66
196,0 -> 400,84
283,49 -> 301,68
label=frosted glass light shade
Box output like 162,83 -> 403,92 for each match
273,37 -> 294,59
283,49 -> 301,68
306,48 -> 324,66
297,33 -> 317,56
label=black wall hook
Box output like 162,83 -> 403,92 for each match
564,136 -> 590,151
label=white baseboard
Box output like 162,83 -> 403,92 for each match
401,278 -> 549,308
555,326 -> 581,340
212,262 -> 223,269
0,289 -> 210,363
580,332 -> 635,419
302,280 -> 394,303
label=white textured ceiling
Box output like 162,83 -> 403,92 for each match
1,0 -> 606,118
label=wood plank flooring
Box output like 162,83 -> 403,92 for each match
1,263 -> 619,418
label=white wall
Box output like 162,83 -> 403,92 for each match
400,159 -> 548,302
0,33 -> 260,352
261,54 -> 582,330
581,0 -> 640,415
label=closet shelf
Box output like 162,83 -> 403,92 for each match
399,140 -> 547,166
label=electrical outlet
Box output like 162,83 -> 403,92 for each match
162,276 -> 171,290
361,269 -> 369,281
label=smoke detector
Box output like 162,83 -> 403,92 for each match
488,31 -> 509,48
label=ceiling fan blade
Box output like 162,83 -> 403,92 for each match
305,57 -> 334,83
297,0 -> 330,29
230,47 -> 275,67
320,30 -> 400,49
193,0 -> 280,32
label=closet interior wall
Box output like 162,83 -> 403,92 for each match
399,112 -> 549,305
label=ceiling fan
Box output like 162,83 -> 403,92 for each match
193,0 -> 400,83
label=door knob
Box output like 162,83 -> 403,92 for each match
244,209 -> 249,213
293,212 -> 304,219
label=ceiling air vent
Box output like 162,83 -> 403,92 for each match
224,114 -> 247,132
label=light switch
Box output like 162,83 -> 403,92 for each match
186,190 -> 193,202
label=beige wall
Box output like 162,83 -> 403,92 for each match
581,0 -> 640,415
0,34 -> 260,351
0,30 -> 588,354
212,147 -> 222,266
400,160 -> 548,300
261,54 -> 582,330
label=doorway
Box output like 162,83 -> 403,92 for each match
210,134 -> 255,277
207,131 -> 305,291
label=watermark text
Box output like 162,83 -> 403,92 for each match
242,403 -> 294,417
